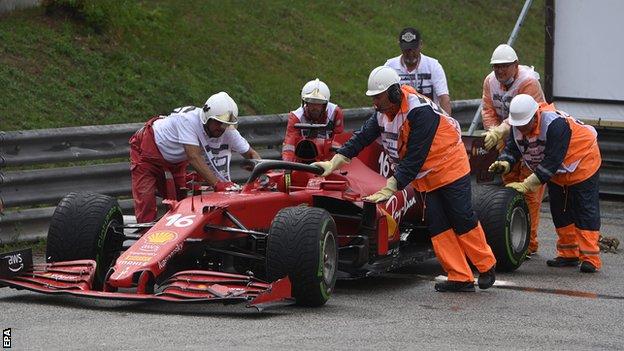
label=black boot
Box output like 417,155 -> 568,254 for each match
478,266 -> 496,289
546,257 -> 579,267
434,280 -> 475,292
580,261 -> 597,273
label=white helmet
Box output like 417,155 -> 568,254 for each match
301,79 -> 330,104
201,91 -> 238,125
366,66 -> 400,96
508,94 -> 539,126
490,44 -> 518,64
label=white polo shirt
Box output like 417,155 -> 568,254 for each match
152,106 -> 250,181
384,53 -> 449,106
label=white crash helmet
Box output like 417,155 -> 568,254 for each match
490,44 -> 518,64
366,66 -> 400,96
301,79 -> 330,104
508,94 -> 539,126
201,92 -> 238,125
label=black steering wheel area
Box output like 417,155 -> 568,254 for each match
244,159 -> 323,184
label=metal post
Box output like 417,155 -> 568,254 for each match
467,0 -> 534,135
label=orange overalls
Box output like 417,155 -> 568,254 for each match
510,104 -> 602,268
482,65 -> 546,253
394,88 -> 496,283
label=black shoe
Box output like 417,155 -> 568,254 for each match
434,281 -> 475,292
580,261 -> 597,273
478,266 -> 496,289
546,257 -> 580,267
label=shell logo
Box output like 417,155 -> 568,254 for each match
146,231 -> 177,244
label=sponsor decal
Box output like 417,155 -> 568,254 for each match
113,266 -> 131,279
118,260 -> 147,267
138,243 -> 160,253
124,255 -> 152,262
0,249 -> 33,278
3,328 -> 10,349
158,243 -> 184,270
146,231 -> 178,244
385,188 -> 418,224
42,273 -> 82,282
4,254 -> 23,273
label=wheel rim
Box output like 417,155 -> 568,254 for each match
510,207 -> 528,253
322,231 -> 337,286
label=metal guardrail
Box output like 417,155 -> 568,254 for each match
1,99 -> 622,244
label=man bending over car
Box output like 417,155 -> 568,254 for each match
313,66 -> 496,292
129,91 -> 260,223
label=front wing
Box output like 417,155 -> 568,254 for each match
0,257 -> 292,311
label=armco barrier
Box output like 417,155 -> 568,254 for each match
1,99 -> 622,243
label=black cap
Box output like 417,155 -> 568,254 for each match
399,27 -> 421,50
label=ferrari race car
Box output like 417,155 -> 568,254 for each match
0,123 -> 530,309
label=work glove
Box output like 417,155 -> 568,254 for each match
506,173 -> 542,194
481,123 -> 510,151
312,153 -> 350,177
488,160 -> 511,175
214,181 -> 242,192
364,177 -> 398,203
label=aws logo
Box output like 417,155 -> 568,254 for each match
4,254 -> 23,272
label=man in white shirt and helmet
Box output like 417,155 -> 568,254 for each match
129,91 -> 260,223
282,78 -> 344,162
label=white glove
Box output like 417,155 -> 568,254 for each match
488,161 -> 511,175
311,153 -> 350,177
364,177 -> 398,203
481,123 -> 510,151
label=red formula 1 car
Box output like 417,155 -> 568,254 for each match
0,123 -> 530,309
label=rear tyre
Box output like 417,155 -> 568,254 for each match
266,207 -> 338,307
474,186 -> 530,272
46,192 -> 124,290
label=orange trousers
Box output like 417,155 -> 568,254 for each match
548,172 -> 602,269
431,224 -> 496,282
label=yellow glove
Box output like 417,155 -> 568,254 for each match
311,153 -> 350,177
506,173 -> 542,194
481,123 -> 511,151
488,160 -> 511,175
364,177 -> 398,203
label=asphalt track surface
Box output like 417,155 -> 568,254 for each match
1,200 -> 623,350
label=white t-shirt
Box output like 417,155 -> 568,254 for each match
152,106 -> 250,181
384,53 -> 449,106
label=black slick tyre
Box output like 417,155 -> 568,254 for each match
46,192 -> 124,290
474,186 -> 530,272
266,206 -> 338,307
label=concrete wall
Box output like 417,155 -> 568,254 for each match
0,0 -> 41,15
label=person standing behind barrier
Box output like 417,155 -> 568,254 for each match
313,66 -> 496,292
481,44 -> 546,256
384,27 -> 452,115
129,92 -> 260,223
282,79 -> 345,162
489,94 -> 602,273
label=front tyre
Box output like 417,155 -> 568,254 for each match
46,192 -> 124,290
266,207 -> 338,307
